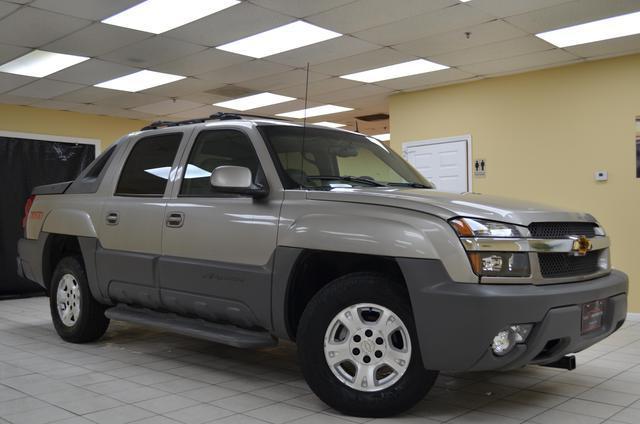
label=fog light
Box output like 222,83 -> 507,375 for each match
598,251 -> 609,270
491,324 -> 533,356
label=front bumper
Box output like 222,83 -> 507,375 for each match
399,258 -> 628,372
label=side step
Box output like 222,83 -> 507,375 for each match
105,304 -> 277,349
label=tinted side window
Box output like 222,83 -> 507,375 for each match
84,145 -> 116,180
180,130 -> 260,196
115,133 -> 181,196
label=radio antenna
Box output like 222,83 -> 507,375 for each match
299,62 -> 310,188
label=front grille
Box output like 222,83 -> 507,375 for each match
538,251 -> 600,278
529,222 -> 597,238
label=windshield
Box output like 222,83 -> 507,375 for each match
260,125 -> 433,190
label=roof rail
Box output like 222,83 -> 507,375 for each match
140,112 -> 290,131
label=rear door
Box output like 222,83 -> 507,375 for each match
96,131 -> 187,309
159,127 -> 281,328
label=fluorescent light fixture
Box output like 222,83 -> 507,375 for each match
459,0 -> 472,2
341,59 -> 449,83
314,121 -> 346,128
102,0 -> 239,34
536,11 -> 640,47
214,92 -> 295,111
0,50 -> 88,78
277,105 -> 353,119
95,70 -> 185,92
372,133 -> 390,141
217,20 -> 342,58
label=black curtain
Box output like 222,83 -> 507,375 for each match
0,136 -> 95,296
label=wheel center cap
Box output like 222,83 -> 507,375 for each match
362,340 -> 375,354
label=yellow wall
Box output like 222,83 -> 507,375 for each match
0,104 -> 147,150
390,53 -> 640,312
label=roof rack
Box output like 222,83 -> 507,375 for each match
140,112 -> 290,131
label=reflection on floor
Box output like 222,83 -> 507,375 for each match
1,297 -> 640,424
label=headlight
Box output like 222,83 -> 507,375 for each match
449,217 -> 528,238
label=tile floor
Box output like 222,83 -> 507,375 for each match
1,297 -> 640,424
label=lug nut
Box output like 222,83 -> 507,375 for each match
365,329 -> 373,337
363,355 -> 371,363
352,348 -> 360,355
376,337 -> 384,345
375,350 -> 382,358
353,335 -> 361,342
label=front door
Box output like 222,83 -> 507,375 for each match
160,128 -> 281,328
403,137 -> 470,193
96,132 -> 184,309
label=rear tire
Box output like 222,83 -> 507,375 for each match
50,255 -> 109,343
297,272 -> 438,417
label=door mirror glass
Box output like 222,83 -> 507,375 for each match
210,166 -> 268,197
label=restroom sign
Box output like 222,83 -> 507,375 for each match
474,159 -> 486,176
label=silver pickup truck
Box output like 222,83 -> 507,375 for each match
17,113 -> 628,417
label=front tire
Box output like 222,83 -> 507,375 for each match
50,256 -> 110,343
297,273 -> 438,417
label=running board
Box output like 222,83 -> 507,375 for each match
105,304 -> 277,349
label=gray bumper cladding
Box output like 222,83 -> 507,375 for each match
398,258 -> 628,372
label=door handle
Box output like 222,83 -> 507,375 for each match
166,212 -> 184,228
106,212 -> 119,225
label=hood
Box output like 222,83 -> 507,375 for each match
306,188 -> 596,226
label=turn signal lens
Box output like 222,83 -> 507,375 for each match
21,195 -> 36,229
449,217 -> 527,238
450,218 -> 474,237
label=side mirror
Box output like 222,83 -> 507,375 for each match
210,166 -> 269,198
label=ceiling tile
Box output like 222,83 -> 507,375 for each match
66,103 -> 133,117
278,77 -> 363,98
459,48 -> 580,76
0,43 -> 30,65
176,91 -> 229,105
0,1 -> 19,19
151,48 -> 249,76
99,36 -> 207,68
0,73 -> 35,94
311,48 -> 417,76
45,23 -> 151,57
0,94 -> 41,105
251,0 -> 355,18
141,77 -> 222,97
431,36 -> 553,67
306,0 -> 457,34
165,2 -> 294,47
354,4 -> 494,46
93,92 -> 166,109
505,0 -> 640,33
394,20 -> 528,58
48,59 -> 138,85
31,0 -> 144,20
32,99 -> 82,111
196,60 -> 293,84
374,68 -> 475,90
266,35 -> 380,68
240,69 -> 329,92
54,86 -> 117,103
133,99 -> 203,115
8,79 -> 84,99
310,83 -> 392,103
467,0 -> 575,18
565,34 -> 640,59
170,104 -> 218,119
0,7 -> 91,48
340,93 -> 391,109
106,108 -> 156,121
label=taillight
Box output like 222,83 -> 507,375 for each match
22,195 -> 36,229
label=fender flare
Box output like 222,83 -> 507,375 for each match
42,209 -> 97,238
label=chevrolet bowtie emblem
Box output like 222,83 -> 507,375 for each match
572,235 -> 592,256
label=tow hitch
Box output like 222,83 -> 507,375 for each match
541,355 -> 576,370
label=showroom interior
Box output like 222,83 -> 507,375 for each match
1,0 -> 640,423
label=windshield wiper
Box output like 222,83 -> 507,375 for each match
387,182 -> 433,189
306,175 -> 387,187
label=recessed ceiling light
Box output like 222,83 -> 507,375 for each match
372,133 -> 390,141
314,121 -> 346,128
102,0 -> 240,34
276,105 -> 353,119
341,59 -> 449,83
213,92 -> 296,111
536,11 -> 640,47
95,70 -> 185,92
0,50 -> 88,78
217,20 -> 342,58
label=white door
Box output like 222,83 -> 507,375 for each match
403,137 -> 470,193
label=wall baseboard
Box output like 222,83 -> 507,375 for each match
627,313 -> 640,322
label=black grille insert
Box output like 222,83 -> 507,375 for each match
538,251 -> 600,278
529,222 -> 597,238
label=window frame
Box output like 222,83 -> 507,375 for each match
114,132 -> 184,198
177,128 -> 265,198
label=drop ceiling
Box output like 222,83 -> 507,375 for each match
0,0 -> 639,134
